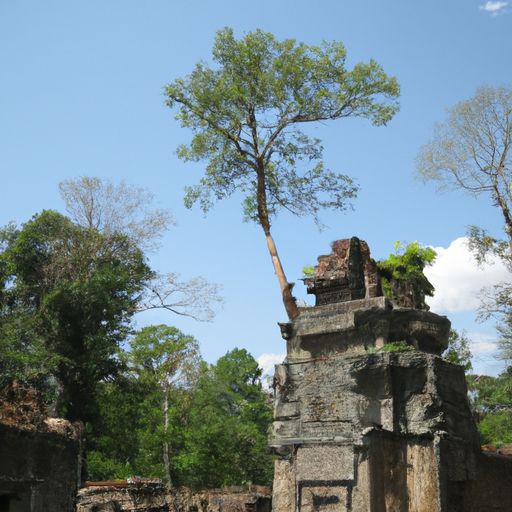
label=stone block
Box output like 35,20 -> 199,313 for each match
296,444 -> 354,482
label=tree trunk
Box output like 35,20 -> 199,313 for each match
493,184 -> 512,253
264,230 -> 300,320
254,159 -> 299,321
162,386 -> 173,490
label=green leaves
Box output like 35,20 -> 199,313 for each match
176,348 -> 273,488
377,241 -> 437,309
166,28 -> 399,319
443,329 -> 473,372
166,27 -> 399,224
468,367 -> 512,446
0,211 -> 152,422
128,324 -> 201,389
87,347 -> 273,488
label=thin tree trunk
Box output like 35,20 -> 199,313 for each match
264,230 -> 299,320
493,184 -> 512,253
162,386 -> 173,490
255,158 -> 299,321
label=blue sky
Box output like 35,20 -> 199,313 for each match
1,0 -> 511,375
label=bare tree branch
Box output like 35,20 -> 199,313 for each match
139,273 -> 224,322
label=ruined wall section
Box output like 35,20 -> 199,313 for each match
271,237 -> 512,511
271,352 -> 478,449
0,420 -> 82,512
76,485 -> 272,512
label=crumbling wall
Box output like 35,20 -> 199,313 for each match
76,485 -> 272,512
271,352 -> 478,447
270,338 -> 512,512
76,484 -> 170,511
0,420 -> 82,512
445,451 -> 512,512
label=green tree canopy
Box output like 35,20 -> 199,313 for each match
0,210 -> 152,421
166,27 -> 399,320
176,348 -> 273,488
127,325 -> 201,488
468,367 -> 512,446
86,347 -> 274,488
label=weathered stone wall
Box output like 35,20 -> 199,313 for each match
0,420 -> 82,512
445,451 -> 512,512
271,340 -> 512,511
270,351 -> 478,511
76,485 -> 272,512
280,298 -> 451,361
76,484 -> 170,511
271,352 -> 478,448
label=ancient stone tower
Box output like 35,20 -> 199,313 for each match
270,237 -> 512,512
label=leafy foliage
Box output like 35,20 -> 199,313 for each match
127,325 -> 201,487
443,329 -> 473,372
166,27 -> 399,224
87,347 -> 274,488
366,341 -> 415,354
302,265 -> 315,278
0,210 -> 152,421
377,241 -> 436,309
468,367 -> 512,446
174,348 -> 273,488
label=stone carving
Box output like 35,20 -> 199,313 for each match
304,237 -> 381,306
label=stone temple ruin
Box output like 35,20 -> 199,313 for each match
270,237 -> 512,512
2,237 -> 512,511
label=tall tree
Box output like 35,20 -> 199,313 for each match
127,325 -> 201,489
417,86 -> 512,251
166,28 -> 400,320
59,177 -> 223,322
417,86 -> 512,363
0,210 -> 152,421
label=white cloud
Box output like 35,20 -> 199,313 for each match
257,352 -> 284,378
425,237 -> 509,313
466,331 -> 506,376
480,1 -> 508,15
468,331 -> 498,354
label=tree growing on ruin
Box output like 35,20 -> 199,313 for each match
165,28 -> 400,320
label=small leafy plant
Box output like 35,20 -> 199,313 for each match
302,265 -> 315,278
366,341 -> 415,354
377,241 -> 436,309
